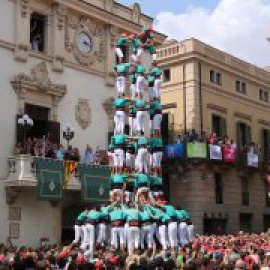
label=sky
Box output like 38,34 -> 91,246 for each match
117,0 -> 270,67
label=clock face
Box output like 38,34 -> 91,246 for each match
77,32 -> 93,54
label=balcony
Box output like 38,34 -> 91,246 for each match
5,155 -> 82,190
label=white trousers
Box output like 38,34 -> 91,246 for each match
116,76 -> 126,96
136,75 -> 145,96
153,79 -> 161,98
126,152 -> 135,168
85,224 -> 95,255
131,48 -> 144,63
108,151 -> 114,167
127,226 -> 140,253
80,225 -> 88,249
135,147 -> 148,173
131,84 -> 136,99
179,222 -> 188,247
152,151 -> 163,168
187,224 -> 195,243
73,225 -> 82,244
140,224 -> 153,249
136,111 -> 145,134
128,116 -> 136,136
152,53 -> 157,61
113,148 -> 125,168
111,226 -> 124,249
157,224 -> 168,250
96,223 -> 106,245
168,222 -> 178,248
115,47 -> 124,58
114,111 -> 126,135
153,114 -> 162,132
148,87 -> 154,101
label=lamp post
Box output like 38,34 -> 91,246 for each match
17,114 -> 34,153
62,124 -> 75,149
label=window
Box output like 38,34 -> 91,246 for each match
236,80 -> 247,95
212,114 -> 227,137
210,70 -> 222,85
261,129 -> 270,161
215,173 -> 223,204
163,69 -> 171,82
241,178 -> 249,206
236,122 -> 251,149
260,89 -> 269,102
210,70 -> 215,83
30,12 -> 47,53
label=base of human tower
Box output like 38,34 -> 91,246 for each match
70,26 -> 194,257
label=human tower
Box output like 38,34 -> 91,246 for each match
73,26 -> 194,257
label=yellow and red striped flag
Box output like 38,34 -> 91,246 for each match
63,160 -> 78,189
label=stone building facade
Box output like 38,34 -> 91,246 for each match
157,39 -> 270,235
0,0 -> 165,246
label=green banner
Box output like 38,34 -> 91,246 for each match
187,142 -> 207,159
78,165 -> 111,204
36,159 -> 63,201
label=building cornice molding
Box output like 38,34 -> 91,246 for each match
157,51 -> 270,87
233,112 -> 252,121
54,0 -> 166,44
206,104 -> 228,114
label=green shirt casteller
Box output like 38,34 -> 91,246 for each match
123,208 -> 140,222
77,211 -> 88,221
133,99 -> 145,109
114,98 -> 126,108
116,37 -> 126,47
87,210 -> 101,221
130,38 -> 140,51
111,135 -> 126,146
109,208 -> 125,222
110,174 -> 127,184
137,136 -> 148,146
135,65 -> 146,74
126,176 -> 137,188
149,176 -> 163,186
133,173 -> 149,185
149,67 -> 162,77
115,63 -> 129,73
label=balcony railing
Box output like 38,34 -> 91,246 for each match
5,155 -> 82,190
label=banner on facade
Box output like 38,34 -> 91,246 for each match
36,159 -> 63,201
222,146 -> 236,163
247,151 -> 259,168
187,142 -> 207,159
78,165 -> 111,203
209,145 -> 222,160
165,143 -> 184,159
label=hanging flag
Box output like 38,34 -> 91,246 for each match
63,160 -> 78,189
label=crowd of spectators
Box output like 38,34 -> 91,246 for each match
1,232 -> 270,269
174,130 -> 260,153
14,137 -> 108,165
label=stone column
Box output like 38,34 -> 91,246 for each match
104,24 -> 116,87
52,3 -> 66,72
15,0 -> 31,62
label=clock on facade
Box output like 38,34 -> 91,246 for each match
77,32 -> 93,54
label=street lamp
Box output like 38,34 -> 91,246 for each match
62,124 -> 75,149
17,114 -> 34,153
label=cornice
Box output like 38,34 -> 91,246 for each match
206,104 -> 228,114
54,0 -> 166,43
157,51 -> 270,87
234,112 -> 252,121
0,38 -> 107,80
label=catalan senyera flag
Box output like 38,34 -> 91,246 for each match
63,160 -> 78,189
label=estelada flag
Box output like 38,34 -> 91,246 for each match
63,160 -> 78,189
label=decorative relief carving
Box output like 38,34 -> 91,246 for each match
9,207 -> 21,221
75,99 -> 91,129
11,62 -> 67,93
65,16 -> 106,66
102,97 -> 114,119
20,0 -> 30,17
